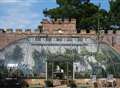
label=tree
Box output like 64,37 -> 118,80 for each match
32,49 -> 45,75
5,45 -> 24,64
109,0 -> 120,28
43,0 -> 107,31
12,45 -> 24,63
109,0 -> 120,18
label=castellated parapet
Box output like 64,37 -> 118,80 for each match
1,18 -> 120,53
6,28 -> 13,33
0,18 -> 120,35
0,28 -> 120,35
0,28 -> 41,34
41,18 -> 76,34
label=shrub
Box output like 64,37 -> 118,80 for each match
45,80 -> 53,87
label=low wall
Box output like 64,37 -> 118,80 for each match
24,78 -> 120,87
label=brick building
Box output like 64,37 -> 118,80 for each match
41,19 -> 76,34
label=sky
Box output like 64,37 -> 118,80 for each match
0,0 -> 109,30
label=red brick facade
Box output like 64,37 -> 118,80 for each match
0,19 -> 120,53
41,19 -> 76,34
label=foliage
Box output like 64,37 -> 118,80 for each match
0,66 -> 8,78
32,49 -> 45,75
107,0 -> 120,29
43,0 -> 108,31
46,48 -> 76,78
0,78 -> 25,88
80,47 -> 89,56
8,68 -> 24,77
5,45 -> 24,64
43,0 -> 120,31
12,45 -> 24,63
101,46 -> 120,76
109,0 -> 120,19
95,52 -> 106,62
0,65 -> 24,78
18,64 -> 33,76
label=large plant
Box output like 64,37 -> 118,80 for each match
32,49 -> 46,75
5,45 -> 24,64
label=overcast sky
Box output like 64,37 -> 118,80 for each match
0,0 -> 109,30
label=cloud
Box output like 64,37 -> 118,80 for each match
0,0 -> 57,29
0,1 -> 40,29
0,0 -> 56,4
0,11 -> 40,29
0,0 -> 40,6
0,0 -> 34,3
0,0 -> 18,3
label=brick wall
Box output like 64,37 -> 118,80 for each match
0,19 -> 120,53
41,19 -> 76,34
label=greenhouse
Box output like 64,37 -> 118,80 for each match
0,35 -> 120,79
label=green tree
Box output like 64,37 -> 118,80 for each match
43,0 -> 107,31
109,0 -> 120,19
108,0 -> 120,28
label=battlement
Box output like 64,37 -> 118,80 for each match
41,18 -> 76,34
0,28 -> 120,35
1,18 -> 120,56
1,28 -> 120,53
0,19 -> 120,35
0,28 -> 41,34
41,18 -> 76,24
79,29 -> 120,35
